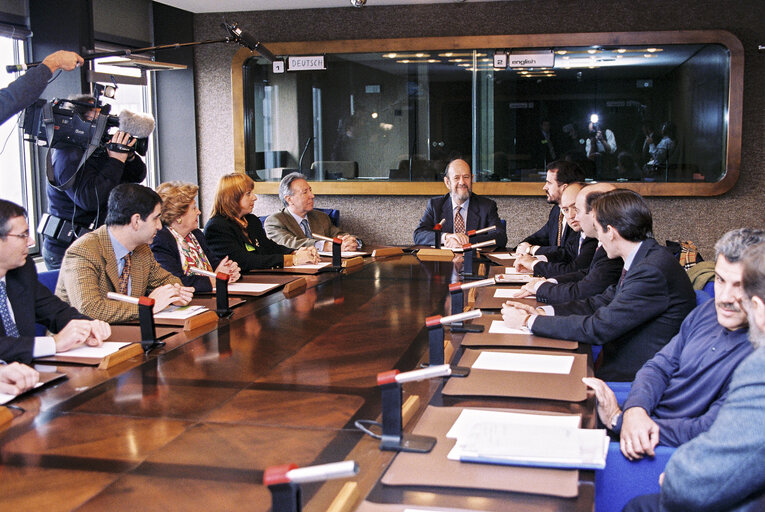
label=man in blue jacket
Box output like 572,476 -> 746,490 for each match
624,239 -> 765,512
584,228 -> 763,459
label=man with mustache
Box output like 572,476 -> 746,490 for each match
413,158 -> 507,249
585,228 -> 763,460
624,237 -> 765,512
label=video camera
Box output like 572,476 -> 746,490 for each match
21,97 -> 154,156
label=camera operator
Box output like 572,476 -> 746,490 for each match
0,50 -> 83,125
586,120 -> 617,178
42,94 -> 147,270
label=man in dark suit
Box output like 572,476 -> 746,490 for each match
514,183 -> 597,278
413,158 -> 507,249
516,160 -> 586,258
503,189 -> 696,381
514,183 -> 623,304
0,200 -> 109,364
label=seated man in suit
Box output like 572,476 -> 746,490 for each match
265,172 -> 359,252
584,228 -> 763,460
0,199 -> 109,364
513,182 -> 597,278
57,184 -> 194,324
503,189 -> 696,381
624,240 -> 765,512
516,160 -> 585,257
413,158 -> 507,249
514,183 -> 623,304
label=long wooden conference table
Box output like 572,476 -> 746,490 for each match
0,253 -> 596,511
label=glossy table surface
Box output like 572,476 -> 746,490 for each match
0,254 -> 595,511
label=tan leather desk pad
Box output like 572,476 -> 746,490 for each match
462,314 -> 578,351
380,405 -> 579,498
474,285 -> 537,309
442,349 -> 588,402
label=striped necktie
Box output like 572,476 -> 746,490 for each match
300,218 -> 312,238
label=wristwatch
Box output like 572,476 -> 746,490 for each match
610,411 -> 622,430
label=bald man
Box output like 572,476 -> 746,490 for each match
514,182 -> 597,278
413,158 -> 507,249
515,183 -> 624,304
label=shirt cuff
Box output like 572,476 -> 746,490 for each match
33,336 -> 56,358
534,255 -> 548,263
540,305 -> 555,316
526,314 -> 538,330
530,245 -> 540,255
314,240 -> 324,250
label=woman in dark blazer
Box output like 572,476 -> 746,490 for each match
203,173 -> 318,272
151,182 -> 240,292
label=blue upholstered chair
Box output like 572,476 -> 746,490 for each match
35,269 -> 60,336
595,442 -> 675,512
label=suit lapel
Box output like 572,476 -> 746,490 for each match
131,246 -> 150,298
5,261 -> 32,336
466,194 -> 481,232
98,227 -> 123,293
281,210 -> 303,238
440,195 -> 454,232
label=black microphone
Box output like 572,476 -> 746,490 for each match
222,21 -> 276,63
299,136 -> 314,172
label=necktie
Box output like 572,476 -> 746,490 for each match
300,218 -> 312,238
454,206 -> 465,234
118,253 -> 131,295
577,236 -> 584,255
556,211 -> 564,245
0,281 -> 19,337
618,268 -> 627,287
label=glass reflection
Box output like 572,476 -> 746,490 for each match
243,43 -> 729,184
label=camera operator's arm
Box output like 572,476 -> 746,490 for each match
0,51 -> 83,126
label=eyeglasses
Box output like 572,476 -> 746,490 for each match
3,231 -> 30,240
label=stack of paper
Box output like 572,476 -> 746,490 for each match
446,409 -> 608,470
472,351 -> 575,374
225,282 -> 280,294
285,262 -> 332,270
155,304 -> 208,320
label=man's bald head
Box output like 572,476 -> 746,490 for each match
574,183 -> 617,238
560,183 -> 584,231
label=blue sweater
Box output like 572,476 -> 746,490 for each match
619,299 -> 752,447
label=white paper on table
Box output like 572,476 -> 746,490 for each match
286,262 -> 332,270
472,351 -> 574,374
495,273 -> 533,284
446,408 -> 580,439
489,253 -> 515,260
448,421 -> 608,469
58,341 -> 133,359
488,320 -> 530,335
154,304 -> 208,320
0,381 -> 45,405
225,282 -> 280,293
493,288 -> 531,299
318,250 -> 369,258
504,267 -> 531,275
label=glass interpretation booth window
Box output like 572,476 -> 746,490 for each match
235,31 -> 742,196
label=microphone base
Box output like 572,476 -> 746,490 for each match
380,433 -> 437,453
140,339 -> 166,353
216,308 -> 234,319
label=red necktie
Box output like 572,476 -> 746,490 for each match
454,207 -> 465,234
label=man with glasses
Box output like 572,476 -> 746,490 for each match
0,199 -> 110,364
413,157 -> 507,249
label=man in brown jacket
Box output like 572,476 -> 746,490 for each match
56,184 -> 194,324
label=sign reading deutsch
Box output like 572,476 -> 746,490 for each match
507,53 -> 555,68
288,56 -> 326,71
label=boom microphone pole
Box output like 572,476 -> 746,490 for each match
6,20 -> 277,73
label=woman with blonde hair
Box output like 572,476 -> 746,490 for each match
204,173 -> 318,271
151,181 -> 241,292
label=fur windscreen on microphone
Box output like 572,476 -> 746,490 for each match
118,110 -> 155,138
